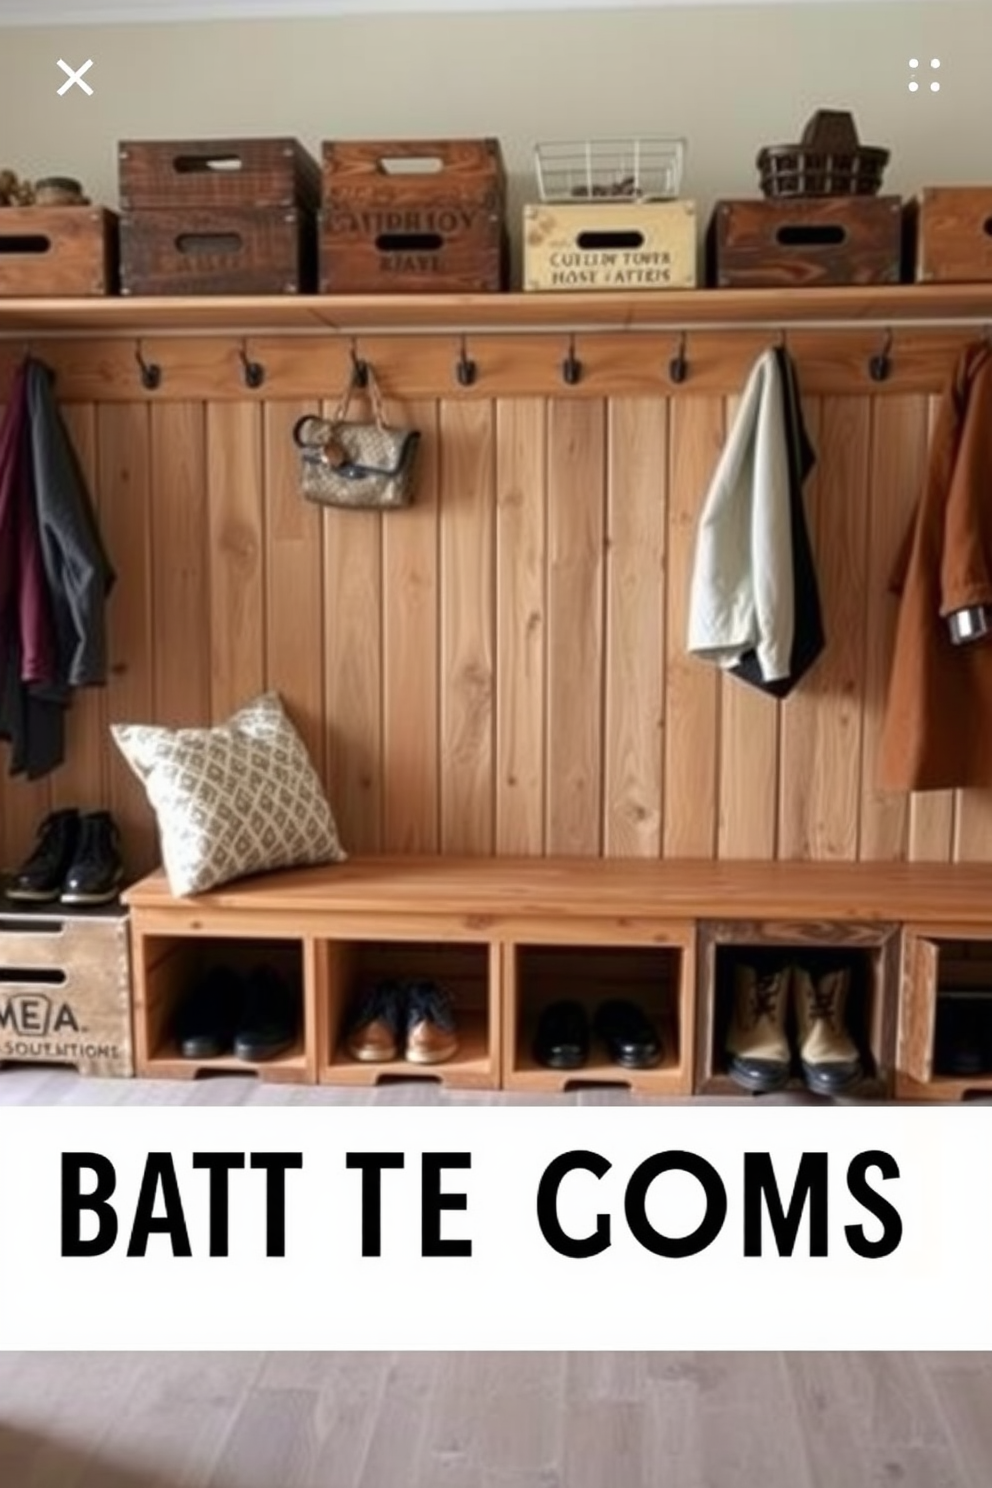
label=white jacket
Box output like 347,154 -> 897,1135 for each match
686,350 -> 794,683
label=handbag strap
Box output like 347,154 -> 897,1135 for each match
332,361 -> 386,430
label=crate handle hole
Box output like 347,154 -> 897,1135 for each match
775,224 -> 847,247
0,919 -> 64,935
376,156 -> 444,175
576,230 -> 645,250
375,232 -> 444,253
984,216 -> 992,238
0,235 -> 51,256
175,233 -> 244,257
0,968 -> 68,985
173,154 -> 244,174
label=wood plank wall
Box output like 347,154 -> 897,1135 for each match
0,334 -> 987,876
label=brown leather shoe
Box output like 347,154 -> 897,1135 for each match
345,981 -> 404,1062
405,980 -> 458,1064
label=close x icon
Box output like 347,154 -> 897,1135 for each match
57,58 -> 94,96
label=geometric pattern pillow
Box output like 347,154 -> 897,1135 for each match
111,692 -> 346,897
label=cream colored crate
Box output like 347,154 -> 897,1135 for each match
523,200 -> 697,292
0,901 -> 132,1077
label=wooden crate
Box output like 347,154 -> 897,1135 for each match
523,201 -> 697,292
911,187 -> 992,283
320,137 -> 507,293
695,920 -> 900,1098
0,206 -> 117,296
118,136 -> 320,212
0,899 -> 132,1077
708,196 -> 904,288
120,207 -> 315,295
897,928 -> 992,1100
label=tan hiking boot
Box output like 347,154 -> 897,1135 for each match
793,965 -> 863,1095
725,963 -> 792,1093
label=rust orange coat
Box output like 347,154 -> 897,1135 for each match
880,341 -> 992,791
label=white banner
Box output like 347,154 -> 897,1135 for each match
0,1105 -> 980,1350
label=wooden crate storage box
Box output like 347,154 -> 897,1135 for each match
708,196 -> 904,287
523,201 -> 697,292
0,898 -> 132,1077
120,207 -> 315,295
0,206 -> 117,296
911,187 -> 992,283
118,137 -> 320,212
320,138 -> 507,293
898,929 -> 992,1100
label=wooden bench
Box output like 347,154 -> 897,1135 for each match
123,857 -> 992,1099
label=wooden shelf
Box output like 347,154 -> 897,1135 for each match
142,1036 -> 309,1084
5,284 -> 992,337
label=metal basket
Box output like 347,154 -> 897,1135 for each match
757,110 -> 890,198
534,138 -> 685,203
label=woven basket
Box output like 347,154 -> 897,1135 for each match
757,110 -> 890,198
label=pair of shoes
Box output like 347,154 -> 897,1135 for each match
726,961 -> 863,1096
6,808 -> 124,906
173,965 -> 299,1063
345,979 -> 458,1065
934,993 -> 992,1077
534,998 -> 663,1071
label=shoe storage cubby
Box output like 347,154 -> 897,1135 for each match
133,934 -> 309,1082
502,924 -> 695,1095
898,929 -> 992,1100
695,920 -> 900,1098
316,937 -> 500,1089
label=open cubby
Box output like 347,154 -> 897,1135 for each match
503,937 -> 692,1094
318,938 -> 500,1089
135,934 -> 307,1082
696,921 -> 899,1098
899,931 -> 992,1099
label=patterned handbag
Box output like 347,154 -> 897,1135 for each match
292,363 -> 420,510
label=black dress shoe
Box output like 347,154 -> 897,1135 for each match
234,965 -> 299,1063
173,966 -> 241,1060
6,809 -> 80,902
594,998 -> 664,1070
533,1000 -> 590,1070
60,811 -> 124,905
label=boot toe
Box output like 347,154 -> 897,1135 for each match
728,1055 -> 791,1093
801,1058 -> 863,1095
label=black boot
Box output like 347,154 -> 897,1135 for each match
6,810 -> 80,903
61,811 -> 124,905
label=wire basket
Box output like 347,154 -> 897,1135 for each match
534,138 -> 685,203
757,110 -> 890,198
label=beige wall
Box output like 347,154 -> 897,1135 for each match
0,3 -> 987,231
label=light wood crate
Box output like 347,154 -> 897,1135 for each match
0,899 -> 132,1077
523,200 -> 697,292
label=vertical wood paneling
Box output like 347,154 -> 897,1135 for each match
716,393 -> 778,861
49,404 -> 106,818
547,398 -> 606,856
439,400 -> 495,855
263,401 -> 324,766
150,402 -> 209,728
858,397 -> 926,861
664,398 -> 723,858
99,402 -> 156,876
206,402 -> 265,721
496,398 -> 546,856
382,400 -> 440,854
604,398 -> 665,858
779,400 -> 823,859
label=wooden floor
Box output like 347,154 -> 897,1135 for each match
1,1351 -> 990,1487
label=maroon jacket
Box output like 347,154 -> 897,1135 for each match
0,363 -> 55,685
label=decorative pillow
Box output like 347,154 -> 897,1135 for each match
111,692 -> 346,896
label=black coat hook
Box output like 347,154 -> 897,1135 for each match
135,341 -> 161,391
350,339 -> 369,389
669,332 -> 689,385
869,330 -> 894,383
456,336 -> 477,387
562,335 -> 582,386
239,342 -> 265,389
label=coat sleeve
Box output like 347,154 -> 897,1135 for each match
938,345 -> 992,617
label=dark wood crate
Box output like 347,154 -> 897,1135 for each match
320,137 -> 507,293
911,187 -> 992,283
120,207 -> 315,296
0,206 -> 117,296
708,195 -> 904,288
119,137 -> 320,212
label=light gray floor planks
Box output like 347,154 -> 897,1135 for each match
1,1353 -> 990,1487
